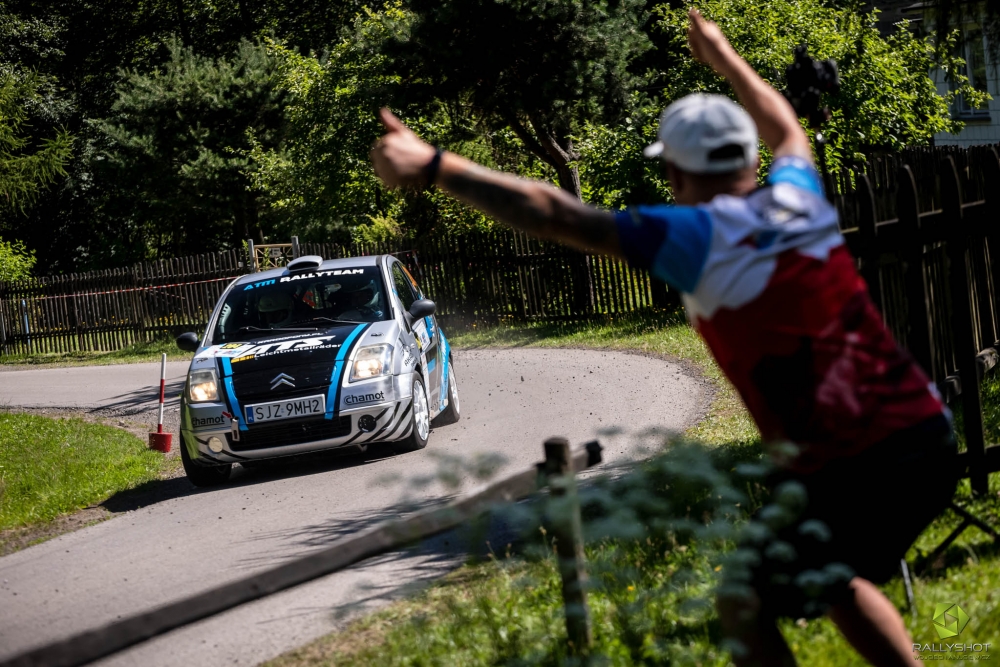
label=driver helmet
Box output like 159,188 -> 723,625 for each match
345,280 -> 379,311
258,292 -> 293,327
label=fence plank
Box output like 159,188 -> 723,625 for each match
942,156 -> 989,494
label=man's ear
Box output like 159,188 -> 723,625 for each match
665,162 -> 684,193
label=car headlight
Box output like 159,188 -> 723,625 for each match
188,369 -> 220,402
350,344 -> 393,381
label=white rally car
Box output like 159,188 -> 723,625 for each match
175,254 -> 460,487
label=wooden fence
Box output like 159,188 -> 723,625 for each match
828,145 -> 1000,492
0,250 -> 248,356
296,235 -> 677,324
0,235 -> 676,356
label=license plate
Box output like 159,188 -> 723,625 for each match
245,395 -> 325,424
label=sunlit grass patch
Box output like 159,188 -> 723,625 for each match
452,310 -> 716,378
0,412 -> 165,529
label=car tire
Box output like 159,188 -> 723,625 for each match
432,363 -> 460,426
396,376 -> 430,452
181,440 -> 233,487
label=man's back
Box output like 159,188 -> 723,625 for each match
615,156 -> 946,472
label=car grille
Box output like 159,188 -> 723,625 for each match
231,362 -> 337,406
229,416 -> 352,451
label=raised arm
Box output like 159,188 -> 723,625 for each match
370,109 -> 622,257
687,8 -> 813,164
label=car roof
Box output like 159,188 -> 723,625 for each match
233,254 -> 385,286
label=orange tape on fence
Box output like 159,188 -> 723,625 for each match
24,276 -> 239,301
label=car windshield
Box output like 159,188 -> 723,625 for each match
211,266 -> 388,344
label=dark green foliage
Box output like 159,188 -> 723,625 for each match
0,0 -> 986,271
0,71 -> 73,212
384,0 -> 650,197
92,39 -> 289,256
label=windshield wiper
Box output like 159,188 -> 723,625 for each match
236,325 -> 319,333
300,316 -> 365,326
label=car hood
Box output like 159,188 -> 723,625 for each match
190,324 -> 368,374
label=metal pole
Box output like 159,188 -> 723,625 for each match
21,299 -> 30,353
900,559 -> 916,620
816,131 -> 835,205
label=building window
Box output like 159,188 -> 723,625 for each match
955,26 -> 990,118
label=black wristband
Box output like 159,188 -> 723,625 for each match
423,147 -> 444,188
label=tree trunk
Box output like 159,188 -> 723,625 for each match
173,0 -> 191,44
501,109 -> 583,200
237,0 -> 256,33
530,117 -> 582,200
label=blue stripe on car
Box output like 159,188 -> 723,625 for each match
439,331 -> 451,412
220,357 -> 248,431
325,323 -> 368,419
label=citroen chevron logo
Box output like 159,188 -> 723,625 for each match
932,603 -> 970,639
270,373 -> 295,390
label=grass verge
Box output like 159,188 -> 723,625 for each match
0,336 -> 191,367
0,412 -> 167,530
265,313 -> 1000,666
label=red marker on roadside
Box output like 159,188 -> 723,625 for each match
149,352 -> 172,453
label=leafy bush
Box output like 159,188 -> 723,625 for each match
0,236 -> 36,282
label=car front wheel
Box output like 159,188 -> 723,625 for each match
396,376 -> 430,452
432,364 -> 460,426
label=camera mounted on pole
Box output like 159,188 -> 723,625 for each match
782,45 -> 840,128
782,45 -> 840,201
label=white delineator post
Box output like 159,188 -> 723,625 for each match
158,352 -> 166,433
148,352 -> 173,453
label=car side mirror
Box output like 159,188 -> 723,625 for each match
176,332 -> 200,352
408,299 -> 436,320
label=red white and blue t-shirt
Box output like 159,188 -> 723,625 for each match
615,156 -> 947,474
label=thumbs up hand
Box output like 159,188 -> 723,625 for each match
371,108 -> 438,189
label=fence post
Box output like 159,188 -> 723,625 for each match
896,165 -> 933,378
856,173 -> 883,315
650,276 -> 681,310
291,236 -> 300,259
983,149 -> 1000,350
0,297 -> 6,355
247,239 -> 256,272
941,156 -> 989,495
543,436 -> 593,657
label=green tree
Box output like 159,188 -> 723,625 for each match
383,0 -> 650,199
94,38 -> 289,257
244,13 -> 394,241
650,0 -> 980,167
1,0 -> 384,270
0,71 -> 72,212
576,0 -> 984,211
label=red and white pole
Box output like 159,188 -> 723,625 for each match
157,352 -> 167,434
149,353 -> 173,453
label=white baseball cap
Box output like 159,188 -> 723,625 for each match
643,93 -> 759,174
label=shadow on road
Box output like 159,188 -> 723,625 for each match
87,378 -> 186,416
98,442 -> 406,514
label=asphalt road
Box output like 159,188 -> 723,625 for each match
0,348 -> 707,666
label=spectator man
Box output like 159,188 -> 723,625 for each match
370,9 -> 957,666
